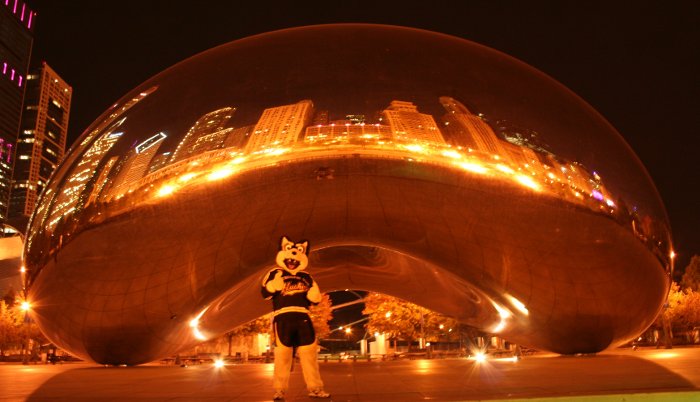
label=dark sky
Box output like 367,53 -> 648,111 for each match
27,1 -> 699,274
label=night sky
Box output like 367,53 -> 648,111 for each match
27,1 -> 699,274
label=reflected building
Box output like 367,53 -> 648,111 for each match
147,152 -> 172,175
222,125 -> 253,151
382,100 -> 444,144
245,100 -> 314,152
45,130 -> 123,229
170,107 -> 235,163
9,63 -> 72,227
304,123 -> 392,145
107,132 -> 167,198
440,96 -> 503,154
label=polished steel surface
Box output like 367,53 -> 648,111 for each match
23,25 -> 671,365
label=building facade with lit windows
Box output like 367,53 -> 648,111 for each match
382,100 -> 444,144
244,100 -> 314,152
9,62 -> 71,228
170,107 -> 235,164
107,132 -> 166,197
0,1 -> 35,226
46,130 -> 123,230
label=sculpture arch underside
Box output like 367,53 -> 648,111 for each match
29,156 -> 667,365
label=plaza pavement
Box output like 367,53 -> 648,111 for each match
1,347 -> 700,401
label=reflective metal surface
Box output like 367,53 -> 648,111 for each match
24,25 -> 671,365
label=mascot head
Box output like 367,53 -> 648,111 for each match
275,236 -> 309,274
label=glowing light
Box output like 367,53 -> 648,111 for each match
592,190 -> 604,201
515,175 -> 540,191
178,173 -> 197,182
474,352 -> 487,363
491,301 -> 512,333
405,144 -> 425,153
214,359 -> 225,368
20,301 -> 31,311
157,184 -> 177,197
189,308 -> 209,341
495,164 -> 514,174
670,250 -> 676,260
20,266 -> 26,273
385,312 -> 392,318
650,352 -> 678,360
504,294 -> 529,316
457,162 -> 488,174
605,198 -> 616,207
374,332 -> 380,337
207,167 -> 234,181
345,328 -> 352,334
441,149 -> 462,159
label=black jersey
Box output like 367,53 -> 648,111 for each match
261,268 -> 317,312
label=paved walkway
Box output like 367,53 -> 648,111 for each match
2,347 -> 700,401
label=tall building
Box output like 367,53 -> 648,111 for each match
170,107 -> 235,163
439,96 -> 503,155
245,100 -> 314,153
9,62 -> 72,227
222,125 -> 253,151
0,1 -> 35,225
46,130 -> 123,230
107,132 -> 167,197
382,100 -> 444,144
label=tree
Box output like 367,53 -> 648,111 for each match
363,293 -> 427,347
655,282 -> 700,343
681,255 -> 700,291
0,301 -> 22,356
309,293 -> 333,340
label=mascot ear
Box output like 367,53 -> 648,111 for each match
280,236 -> 293,250
300,241 -> 309,255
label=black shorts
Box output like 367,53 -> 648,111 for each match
274,312 -> 316,347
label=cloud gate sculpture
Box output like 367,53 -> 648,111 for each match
23,25 -> 672,365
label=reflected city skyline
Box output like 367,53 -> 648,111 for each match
24,94 -> 670,280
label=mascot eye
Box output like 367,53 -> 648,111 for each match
285,244 -> 293,251
296,246 -> 305,254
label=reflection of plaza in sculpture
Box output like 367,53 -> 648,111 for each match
22,25 -> 672,365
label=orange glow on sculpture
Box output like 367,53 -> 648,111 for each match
22,24 -> 670,365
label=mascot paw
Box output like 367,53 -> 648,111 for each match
270,270 -> 285,291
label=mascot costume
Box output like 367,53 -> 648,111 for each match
261,237 -> 330,400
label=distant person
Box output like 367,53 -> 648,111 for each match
261,236 -> 330,400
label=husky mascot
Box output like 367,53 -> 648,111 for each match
261,236 -> 330,400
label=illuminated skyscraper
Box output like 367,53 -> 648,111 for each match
245,100 -> 314,152
107,132 -> 167,196
47,131 -> 123,229
382,100 -> 444,144
171,107 -> 235,163
439,96 -> 503,155
9,63 -> 71,227
147,152 -> 171,175
0,1 -> 35,225
223,125 -> 253,151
